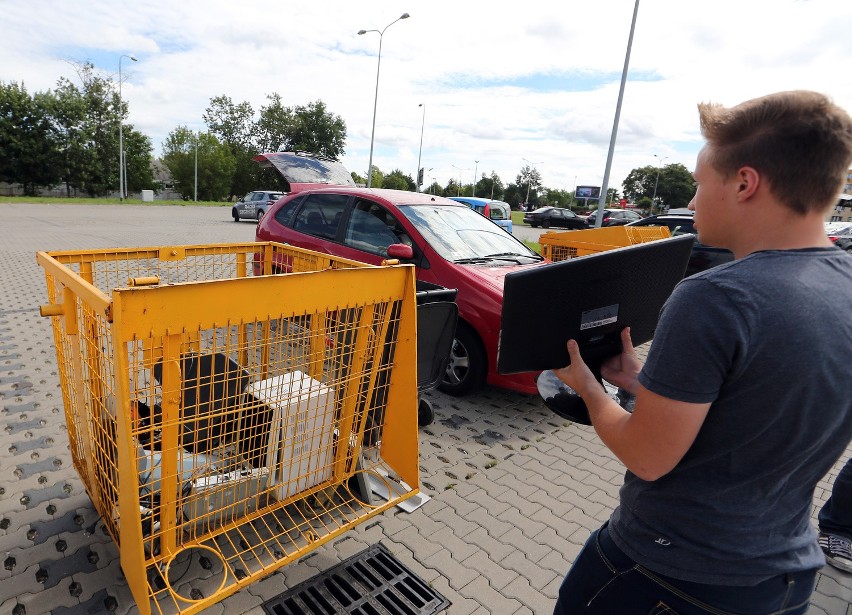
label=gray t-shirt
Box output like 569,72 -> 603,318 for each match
609,248 -> 852,585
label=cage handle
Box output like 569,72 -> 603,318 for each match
39,304 -> 64,317
127,276 -> 161,287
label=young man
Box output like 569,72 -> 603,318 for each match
551,91 -> 852,614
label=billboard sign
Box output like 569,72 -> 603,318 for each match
575,185 -> 601,199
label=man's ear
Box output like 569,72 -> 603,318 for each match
735,166 -> 760,201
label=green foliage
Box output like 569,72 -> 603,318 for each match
0,82 -> 60,194
382,169 -> 415,191
161,127 -> 236,201
622,162 -> 696,209
0,62 -> 153,198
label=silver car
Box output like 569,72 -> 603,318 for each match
232,190 -> 285,222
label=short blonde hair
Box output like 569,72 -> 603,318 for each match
698,91 -> 852,215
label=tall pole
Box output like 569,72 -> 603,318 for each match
651,153 -> 668,214
359,13 -> 410,188
522,157 -> 543,206
118,54 -> 137,201
452,165 -> 468,196
593,0 -> 640,227
416,103 -> 425,191
472,160 -> 479,197
194,132 -> 199,202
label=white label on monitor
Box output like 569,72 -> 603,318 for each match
580,305 -> 619,330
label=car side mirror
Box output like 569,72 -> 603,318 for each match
387,244 -> 414,260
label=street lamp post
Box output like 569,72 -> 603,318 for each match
651,154 -> 669,213
472,160 -> 479,197
522,157 -> 543,206
118,54 -> 137,202
451,165 -> 468,196
359,13 -> 410,188
194,132 -> 199,202
416,103 -> 425,191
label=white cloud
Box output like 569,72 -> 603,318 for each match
3,0 -> 851,198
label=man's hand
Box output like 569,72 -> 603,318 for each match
600,327 -> 643,394
552,339 -> 604,398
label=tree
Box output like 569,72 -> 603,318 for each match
0,82 -> 60,194
516,165 -> 543,204
162,127 -> 235,201
544,188 -> 573,209
122,128 -> 155,194
383,169 -> 414,191
425,180 -> 443,196
203,95 -> 256,199
477,172 -> 504,201
621,162 -> 696,210
286,100 -> 346,158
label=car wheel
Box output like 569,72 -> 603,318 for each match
530,223 -> 538,228
256,209 -> 265,222
439,324 -> 486,397
232,208 -> 239,222
542,220 -> 550,229
846,246 -> 852,255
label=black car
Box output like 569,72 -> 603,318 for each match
523,206 -> 586,229
586,208 -> 644,227
627,213 -> 734,276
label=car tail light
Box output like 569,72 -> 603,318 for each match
828,235 -> 839,242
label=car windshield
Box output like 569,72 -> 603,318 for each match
399,205 -> 540,262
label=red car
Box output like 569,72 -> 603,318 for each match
252,151 -> 546,396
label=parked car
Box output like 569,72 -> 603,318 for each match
523,206 -> 586,229
232,190 -> 285,222
825,221 -> 852,253
626,212 -> 734,276
449,196 -> 513,233
252,151 -> 548,396
586,208 -> 643,227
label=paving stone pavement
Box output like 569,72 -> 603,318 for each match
0,202 -> 849,615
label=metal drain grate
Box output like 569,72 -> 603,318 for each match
262,543 -> 450,615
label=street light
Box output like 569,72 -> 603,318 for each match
651,154 -> 669,213
416,103 -> 425,191
451,164 -> 469,196
194,132 -> 199,203
472,160 -> 479,197
359,13 -> 410,188
118,54 -> 137,201
522,157 -> 544,205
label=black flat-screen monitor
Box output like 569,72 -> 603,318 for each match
497,234 -> 694,375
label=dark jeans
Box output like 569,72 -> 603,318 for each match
554,523 -> 817,615
819,457 -> 852,541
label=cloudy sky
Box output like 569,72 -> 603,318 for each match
3,0 -> 851,196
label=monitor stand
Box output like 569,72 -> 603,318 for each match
537,364 -> 635,425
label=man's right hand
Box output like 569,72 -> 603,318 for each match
600,327 -> 643,394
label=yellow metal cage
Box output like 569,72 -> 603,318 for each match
36,242 -> 420,615
539,225 -> 671,261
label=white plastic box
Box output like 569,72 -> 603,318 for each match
246,371 -> 334,501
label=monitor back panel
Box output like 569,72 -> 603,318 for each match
497,234 -> 694,374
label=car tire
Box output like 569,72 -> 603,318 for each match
256,209 -> 265,222
232,209 -> 239,222
438,323 -> 486,397
846,246 -> 852,255
542,220 -> 550,229
530,223 -> 538,228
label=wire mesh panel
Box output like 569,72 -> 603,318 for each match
37,242 -> 420,615
540,225 -> 671,261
